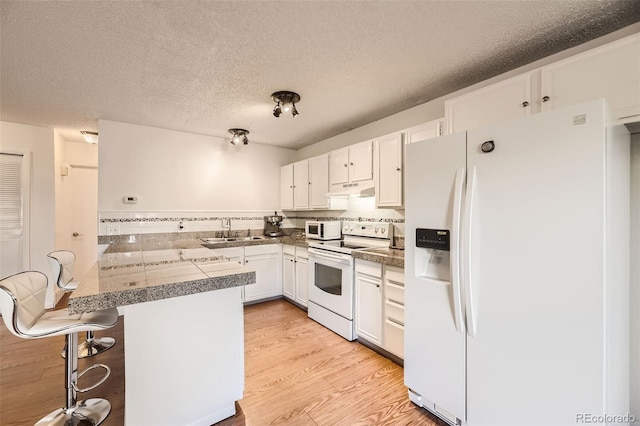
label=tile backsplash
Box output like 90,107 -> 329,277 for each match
100,204 -> 405,238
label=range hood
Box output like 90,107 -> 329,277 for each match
325,180 -> 375,198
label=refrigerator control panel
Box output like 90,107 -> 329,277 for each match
416,228 -> 450,251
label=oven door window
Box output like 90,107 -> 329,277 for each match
314,263 -> 342,295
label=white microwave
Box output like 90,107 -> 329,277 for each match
305,221 -> 341,240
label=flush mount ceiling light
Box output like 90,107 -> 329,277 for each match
271,91 -> 300,118
228,128 -> 249,145
80,130 -> 98,144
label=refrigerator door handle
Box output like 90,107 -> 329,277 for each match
463,166 -> 478,337
451,167 -> 466,333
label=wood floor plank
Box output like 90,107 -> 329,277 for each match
1,298 -> 446,426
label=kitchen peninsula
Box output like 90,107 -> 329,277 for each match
69,238 -> 256,426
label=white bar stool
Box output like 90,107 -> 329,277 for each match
47,250 -> 116,358
0,271 -> 118,426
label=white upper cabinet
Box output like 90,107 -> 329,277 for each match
281,154 -> 329,211
280,164 -> 294,210
329,147 -> 349,185
329,140 -> 373,186
308,154 -> 329,209
374,132 -> 404,208
444,33 -> 640,133
404,119 -> 443,144
293,160 -> 309,210
349,140 -> 374,182
540,33 -> 640,120
445,73 -> 533,134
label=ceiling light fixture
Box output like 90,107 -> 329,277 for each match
271,91 -> 300,118
228,128 -> 249,146
80,130 -> 99,144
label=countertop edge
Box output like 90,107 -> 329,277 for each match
68,271 -> 256,314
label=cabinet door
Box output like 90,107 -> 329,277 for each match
355,272 -> 382,346
540,33 -> 640,120
280,164 -> 294,210
294,257 -> 308,307
244,253 -> 282,302
329,147 -> 349,186
404,119 -> 443,143
375,133 -> 403,207
445,73 -> 532,134
349,140 -> 373,182
308,154 -> 329,209
293,160 -> 309,210
283,254 -> 295,300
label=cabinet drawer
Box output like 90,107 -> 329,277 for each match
355,259 -> 382,278
245,244 -> 280,256
385,282 -> 404,305
283,245 -> 295,256
295,246 -> 308,259
385,266 -> 404,285
385,300 -> 405,324
384,319 -> 404,359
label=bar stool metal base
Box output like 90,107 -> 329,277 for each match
62,336 -> 116,359
35,398 -> 111,426
79,336 -> 116,358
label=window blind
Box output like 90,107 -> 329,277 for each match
0,154 -> 23,236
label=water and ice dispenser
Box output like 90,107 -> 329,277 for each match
414,228 -> 451,282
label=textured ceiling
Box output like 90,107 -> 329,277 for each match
1,1 -> 639,149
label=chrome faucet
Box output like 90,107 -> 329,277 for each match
221,218 -> 231,238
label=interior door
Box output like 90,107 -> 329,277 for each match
67,166 -> 98,280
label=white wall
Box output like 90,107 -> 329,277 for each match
0,121 -> 57,307
98,120 -> 296,213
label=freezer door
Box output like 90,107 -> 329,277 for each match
404,132 -> 467,422
465,101 -> 608,425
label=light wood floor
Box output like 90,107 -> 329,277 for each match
1,298 -> 444,425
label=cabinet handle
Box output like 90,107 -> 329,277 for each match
344,163 -> 348,167
542,96 -> 550,102
396,167 -> 401,171
522,101 -> 529,107
308,182 -> 311,185
350,162 -> 354,166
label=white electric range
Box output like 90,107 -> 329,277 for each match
307,221 -> 393,340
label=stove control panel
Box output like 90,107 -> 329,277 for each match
342,222 -> 393,239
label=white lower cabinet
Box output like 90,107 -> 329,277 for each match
282,245 -> 309,307
244,244 -> 282,302
215,245 -> 281,303
355,259 -> 405,359
355,259 -> 383,346
383,265 -> 405,359
294,248 -> 308,307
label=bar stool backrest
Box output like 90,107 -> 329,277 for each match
47,250 -> 77,291
0,271 -> 48,338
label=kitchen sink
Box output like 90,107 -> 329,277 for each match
201,236 -> 267,244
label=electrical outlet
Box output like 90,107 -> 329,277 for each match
106,225 -> 120,235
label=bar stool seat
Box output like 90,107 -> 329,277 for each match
0,271 -> 118,426
48,250 -> 116,358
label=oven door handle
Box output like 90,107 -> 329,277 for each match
308,249 -> 352,263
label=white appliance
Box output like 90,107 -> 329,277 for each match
305,220 -> 341,240
404,99 -> 630,426
308,221 -> 393,341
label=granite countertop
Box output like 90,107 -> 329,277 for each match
351,247 -> 405,268
68,244 -> 256,314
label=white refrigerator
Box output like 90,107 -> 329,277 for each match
404,99 -> 630,426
